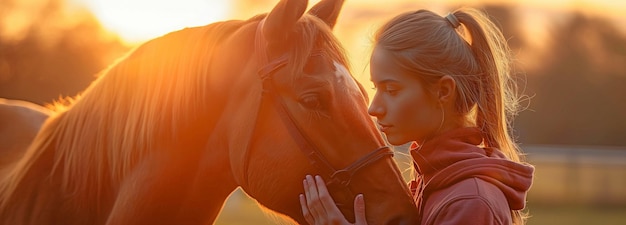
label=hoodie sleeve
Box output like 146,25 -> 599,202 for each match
428,197 -> 505,225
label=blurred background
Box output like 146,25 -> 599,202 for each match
1,0 -> 624,224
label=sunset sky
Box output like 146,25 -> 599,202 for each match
69,0 -> 231,43
58,0 -> 625,99
70,0 -> 625,44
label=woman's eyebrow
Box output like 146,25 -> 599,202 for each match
371,79 -> 400,86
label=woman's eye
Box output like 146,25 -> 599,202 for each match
379,86 -> 398,95
386,89 -> 398,95
300,95 -> 322,109
373,84 -> 399,96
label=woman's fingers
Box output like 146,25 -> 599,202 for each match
311,175 -> 350,224
300,194 -> 315,225
302,175 -> 362,225
314,175 -> 344,216
304,175 -> 326,223
353,194 -> 368,225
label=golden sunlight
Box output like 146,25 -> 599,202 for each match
73,0 -> 231,44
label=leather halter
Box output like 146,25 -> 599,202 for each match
248,18 -> 393,197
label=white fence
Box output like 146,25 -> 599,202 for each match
523,145 -> 626,205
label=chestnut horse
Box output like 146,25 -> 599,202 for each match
0,0 -> 418,224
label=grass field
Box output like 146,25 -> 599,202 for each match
526,204 -> 626,225
214,189 -> 284,225
214,189 -> 626,225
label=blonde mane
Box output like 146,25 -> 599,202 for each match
0,19 -> 248,209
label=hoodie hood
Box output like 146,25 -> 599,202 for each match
410,127 -> 534,210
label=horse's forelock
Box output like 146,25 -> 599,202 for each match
283,15 -> 350,86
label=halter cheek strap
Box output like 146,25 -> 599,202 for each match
255,18 -> 289,79
249,18 -> 394,207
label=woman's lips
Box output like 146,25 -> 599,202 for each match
378,123 -> 392,132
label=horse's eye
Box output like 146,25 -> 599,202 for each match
300,95 -> 322,110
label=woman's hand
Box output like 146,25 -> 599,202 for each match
299,175 -> 368,225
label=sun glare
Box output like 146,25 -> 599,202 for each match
74,0 -> 231,44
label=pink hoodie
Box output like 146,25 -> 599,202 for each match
409,127 -> 534,225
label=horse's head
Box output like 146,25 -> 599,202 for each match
210,0 -> 419,224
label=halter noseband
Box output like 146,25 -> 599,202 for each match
247,18 -> 393,199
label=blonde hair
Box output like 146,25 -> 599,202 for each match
374,8 -> 527,224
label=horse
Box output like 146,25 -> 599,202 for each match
0,98 -> 51,177
0,0 -> 419,224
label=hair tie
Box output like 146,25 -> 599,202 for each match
445,13 -> 461,28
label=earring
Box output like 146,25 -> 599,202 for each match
436,104 -> 445,134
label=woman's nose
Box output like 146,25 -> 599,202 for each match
368,97 -> 384,117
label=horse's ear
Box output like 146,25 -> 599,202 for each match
307,0 -> 344,29
263,0 -> 308,43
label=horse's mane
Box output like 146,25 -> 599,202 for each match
0,18 -> 253,209
0,12 -> 351,212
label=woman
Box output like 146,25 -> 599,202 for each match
300,7 -> 534,225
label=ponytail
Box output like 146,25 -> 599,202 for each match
453,8 -> 527,225
453,8 -> 520,160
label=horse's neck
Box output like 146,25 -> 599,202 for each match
1,136 -> 112,225
1,141 -> 61,224
1,178 -> 58,225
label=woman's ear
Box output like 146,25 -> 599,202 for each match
436,75 -> 456,105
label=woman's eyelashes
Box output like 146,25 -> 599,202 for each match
380,84 -> 400,96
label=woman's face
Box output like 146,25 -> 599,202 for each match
368,46 -> 442,145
